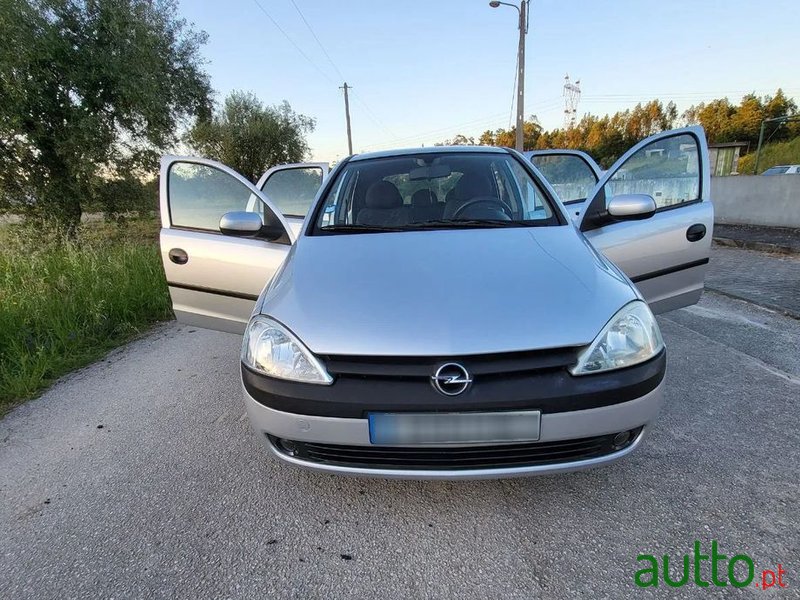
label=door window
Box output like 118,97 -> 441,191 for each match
603,134 -> 700,210
529,155 -> 597,203
508,158 -> 549,218
168,163 -> 259,231
261,167 -> 324,217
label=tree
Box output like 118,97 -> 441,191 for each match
683,90 -> 798,145
434,134 -> 476,146
187,91 -> 316,183
0,0 -> 212,230
468,117 -> 542,150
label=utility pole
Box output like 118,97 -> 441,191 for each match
515,0 -> 527,152
753,115 -> 800,174
490,1 -> 529,151
340,82 -> 353,155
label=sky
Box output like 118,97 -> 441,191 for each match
179,0 -> 800,162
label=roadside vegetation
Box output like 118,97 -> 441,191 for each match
0,1 -> 316,413
737,137 -> 800,174
0,218 -> 171,413
440,89 -> 799,169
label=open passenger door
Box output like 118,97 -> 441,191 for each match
524,150 -> 601,219
578,126 -> 714,314
255,162 -> 329,236
159,157 -> 295,334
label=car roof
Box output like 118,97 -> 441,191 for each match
350,145 -> 510,162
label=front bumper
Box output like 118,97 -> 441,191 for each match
242,380 -> 664,479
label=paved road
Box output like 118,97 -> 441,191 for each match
708,245 -> 800,318
2,257 -> 799,598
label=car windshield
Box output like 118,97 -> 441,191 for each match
310,151 -> 562,234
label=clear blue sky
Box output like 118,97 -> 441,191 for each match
180,0 -> 799,161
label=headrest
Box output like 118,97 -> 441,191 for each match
411,189 -> 436,206
453,172 -> 493,199
365,181 -> 403,209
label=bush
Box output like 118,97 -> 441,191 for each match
737,137 -> 800,174
0,219 -> 172,412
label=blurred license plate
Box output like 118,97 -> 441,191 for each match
368,411 -> 541,445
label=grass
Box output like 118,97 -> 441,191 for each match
737,137 -> 800,174
0,217 -> 172,414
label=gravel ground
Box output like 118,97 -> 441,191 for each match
1,288 -> 798,598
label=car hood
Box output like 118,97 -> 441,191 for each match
262,226 -> 637,356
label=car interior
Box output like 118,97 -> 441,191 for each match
317,153 -> 556,230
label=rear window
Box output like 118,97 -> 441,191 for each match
762,166 -> 790,175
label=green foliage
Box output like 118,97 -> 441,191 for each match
478,119 -> 542,150
435,134 -> 476,146
0,0 -> 211,230
683,89 -> 798,145
446,90 -> 798,169
737,137 -> 800,174
455,101 -> 678,167
534,100 -> 679,168
187,91 -> 316,183
0,218 -> 172,412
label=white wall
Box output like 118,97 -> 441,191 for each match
711,175 -> 800,228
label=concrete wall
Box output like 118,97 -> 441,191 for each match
711,175 -> 800,228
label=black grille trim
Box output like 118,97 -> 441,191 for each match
241,349 -> 665,418
269,430 -> 641,471
322,347 -> 579,378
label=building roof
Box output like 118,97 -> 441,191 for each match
708,141 -> 750,148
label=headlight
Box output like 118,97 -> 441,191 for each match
570,301 -> 664,376
241,316 -> 333,385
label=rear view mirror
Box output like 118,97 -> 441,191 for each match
409,164 -> 452,180
219,211 -> 263,237
607,194 -> 656,221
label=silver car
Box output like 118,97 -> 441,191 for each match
159,126 -> 713,479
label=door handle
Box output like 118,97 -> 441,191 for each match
686,224 -> 706,242
168,248 -> 189,265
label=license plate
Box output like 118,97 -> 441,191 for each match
368,410 -> 541,445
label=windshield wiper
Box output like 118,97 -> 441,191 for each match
319,224 -> 405,233
406,219 -> 527,229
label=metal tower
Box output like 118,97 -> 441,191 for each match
563,74 -> 581,129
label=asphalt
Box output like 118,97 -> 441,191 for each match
707,245 -> 800,318
2,251 -> 799,599
714,224 -> 800,255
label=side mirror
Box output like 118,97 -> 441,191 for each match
606,194 -> 656,221
219,211 -> 263,237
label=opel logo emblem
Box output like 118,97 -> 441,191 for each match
431,363 -> 472,396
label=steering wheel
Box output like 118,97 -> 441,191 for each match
451,196 -> 512,220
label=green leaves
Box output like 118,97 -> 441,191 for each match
0,0 -> 211,229
187,91 -> 316,183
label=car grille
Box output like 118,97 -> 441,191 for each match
321,347 -> 578,380
269,429 -> 641,471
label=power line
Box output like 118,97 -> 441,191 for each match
508,53 -> 518,130
350,91 -> 398,140
287,0 -> 346,82
250,0 -> 336,85
360,97 -> 566,151
360,112 -> 513,151
363,113 -> 507,149
582,88 -> 800,101
253,0 -> 397,150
